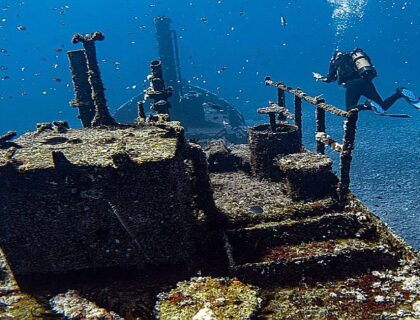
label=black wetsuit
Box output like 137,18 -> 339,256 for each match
324,53 -> 402,111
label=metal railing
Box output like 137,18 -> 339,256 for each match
264,77 -> 359,199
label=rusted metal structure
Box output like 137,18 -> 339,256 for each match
145,60 -> 173,116
113,17 -> 247,143
249,105 -> 300,180
265,77 -> 359,199
72,32 -> 117,127
0,131 -> 16,144
154,17 -> 183,103
67,49 -> 95,127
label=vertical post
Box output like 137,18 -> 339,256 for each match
67,49 -> 95,128
269,113 -> 276,131
294,88 -> 303,149
277,87 -> 285,107
316,107 -> 326,154
146,60 -> 173,116
171,30 -> 183,96
277,87 -> 287,122
339,109 -> 359,200
72,32 -> 117,127
137,100 -> 146,121
155,17 -> 183,122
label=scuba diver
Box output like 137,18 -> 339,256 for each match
312,48 -> 420,114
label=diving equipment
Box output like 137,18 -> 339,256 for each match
352,48 -> 377,80
365,100 -> 411,118
398,87 -> 420,110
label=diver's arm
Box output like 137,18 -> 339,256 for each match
313,58 -> 338,83
322,59 -> 338,83
312,72 -> 328,82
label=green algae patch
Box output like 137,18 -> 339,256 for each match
3,293 -> 49,319
155,277 -> 261,319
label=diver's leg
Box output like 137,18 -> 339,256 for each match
345,85 -> 362,111
363,81 -> 388,109
382,92 -> 403,110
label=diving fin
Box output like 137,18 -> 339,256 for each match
398,87 -> 420,110
365,100 -> 411,118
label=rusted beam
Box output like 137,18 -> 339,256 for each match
316,132 -> 343,153
265,77 -> 349,118
271,103 -> 295,121
258,103 -> 295,131
0,131 -> 16,143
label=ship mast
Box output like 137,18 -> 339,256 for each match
154,17 -> 184,122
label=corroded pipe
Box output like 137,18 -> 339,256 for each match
67,49 -> 95,127
137,100 -> 146,121
339,109 -> 359,199
316,132 -> 343,153
150,60 -> 163,79
0,131 -> 16,143
72,32 -> 117,127
316,107 -> 326,154
145,59 -> 173,117
294,88 -> 303,148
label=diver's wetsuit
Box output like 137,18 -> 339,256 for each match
323,52 -> 402,111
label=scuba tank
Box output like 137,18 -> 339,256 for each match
351,48 -> 377,80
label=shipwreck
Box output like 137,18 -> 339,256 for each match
0,25 -> 418,320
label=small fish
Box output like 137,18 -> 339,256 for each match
217,66 -> 228,74
200,16 -> 207,23
52,77 -> 61,82
1,75 -> 10,80
280,15 -> 287,27
16,25 -> 26,31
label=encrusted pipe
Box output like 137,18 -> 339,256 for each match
339,109 -> 359,199
72,32 -> 117,127
316,132 -> 343,153
0,131 -> 17,143
316,107 -> 326,154
294,88 -> 303,148
137,100 -> 146,121
67,49 -> 95,128
145,59 -> 173,118
150,60 -> 163,80
277,87 -> 287,122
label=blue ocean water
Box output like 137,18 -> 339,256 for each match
0,1 -> 418,248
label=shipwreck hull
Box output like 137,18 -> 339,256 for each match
0,125 -> 197,275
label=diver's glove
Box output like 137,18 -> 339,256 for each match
312,72 -> 327,82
